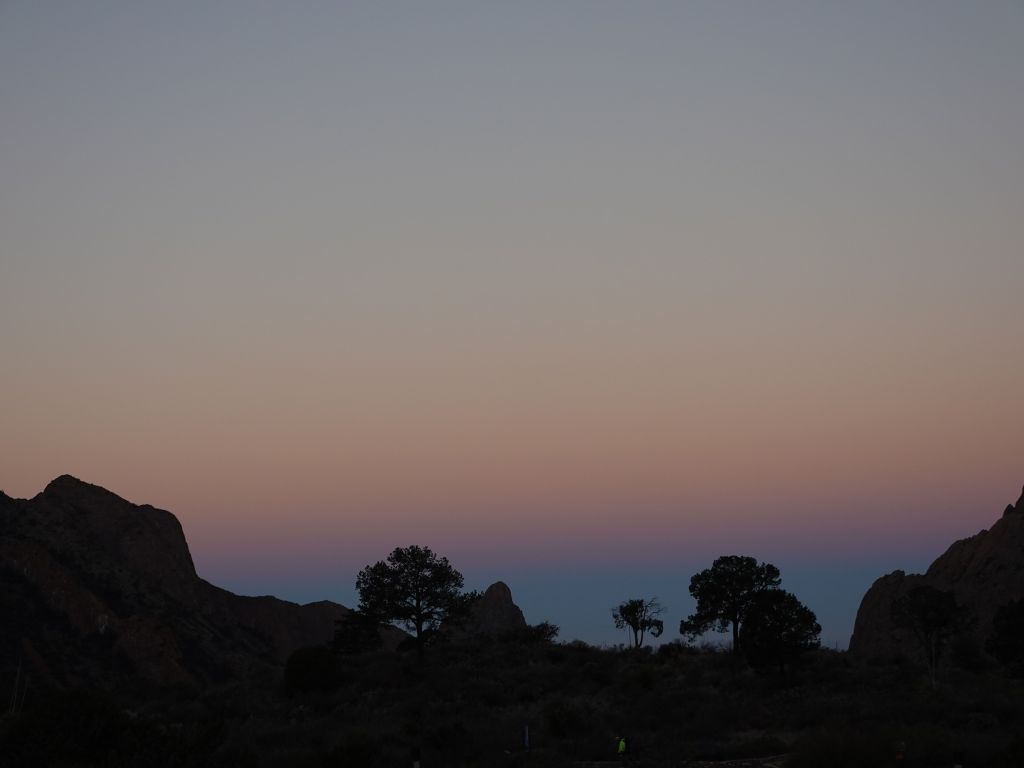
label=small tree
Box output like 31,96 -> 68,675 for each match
503,621 -> 560,645
355,545 -> 477,657
613,598 -> 665,648
739,589 -> 820,671
680,555 -> 781,654
891,585 -> 972,689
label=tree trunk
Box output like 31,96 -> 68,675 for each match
731,620 -> 740,654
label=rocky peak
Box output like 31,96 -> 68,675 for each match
34,475 -> 200,588
2,476 -> 353,688
851,483 -> 1024,659
1003,486 -> 1024,517
42,474 -> 118,502
483,581 -> 514,604
463,581 -> 527,636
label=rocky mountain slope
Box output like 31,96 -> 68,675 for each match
0,475 -> 352,689
849,484 -> 1024,658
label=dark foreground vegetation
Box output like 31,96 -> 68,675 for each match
3,635 -> 1024,768
4,542 -> 1024,767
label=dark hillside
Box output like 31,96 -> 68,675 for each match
0,476 -> 353,689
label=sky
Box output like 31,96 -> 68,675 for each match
2,1 -> 1022,648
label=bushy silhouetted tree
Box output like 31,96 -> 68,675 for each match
987,597 -> 1024,675
356,545 -> 477,656
680,555 -> 781,654
503,621 -> 560,645
613,598 -> 665,648
740,588 -> 820,670
891,585 -> 972,689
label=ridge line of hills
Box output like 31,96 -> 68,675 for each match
4,474 -> 1024,691
1,474 -> 527,691
1,475 -> 368,689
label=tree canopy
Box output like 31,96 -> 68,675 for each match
612,597 -> 665,648
355,545 -> 477,656
739,589 -> 821,670
679,555 -> 781,654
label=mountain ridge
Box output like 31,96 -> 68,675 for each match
1,475 -> 353,689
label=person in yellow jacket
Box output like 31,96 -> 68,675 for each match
617,736 -> 627,756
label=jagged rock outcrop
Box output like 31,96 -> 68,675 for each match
850,485 -> 1024,659
460,581 -> 527,636
0,476 -> 356,688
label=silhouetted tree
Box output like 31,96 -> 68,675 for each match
680,555 -> 781,654
332,608 -> 383,655
503,621 -> 561,645
739,588 -> 820,671
356,545 -> 477,657
891,585 -> 973,689
987,597 -> 1024,675
612,597 -> 665,648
